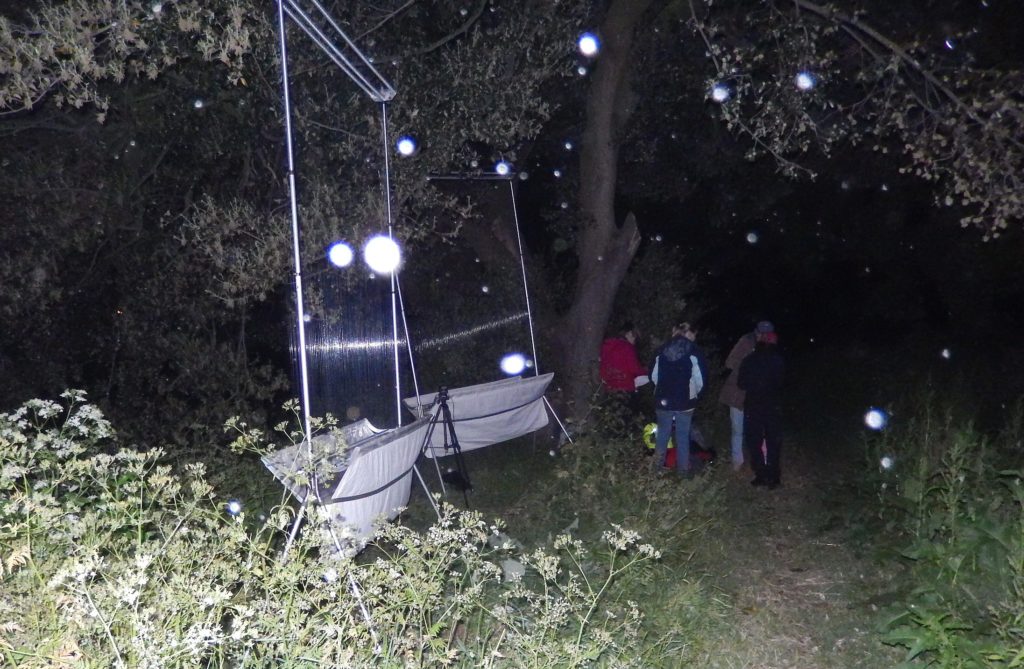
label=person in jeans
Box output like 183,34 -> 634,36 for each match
650,323 -> 708,478
718,320 -> 774,471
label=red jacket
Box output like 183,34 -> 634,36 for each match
600,337 -> 647,392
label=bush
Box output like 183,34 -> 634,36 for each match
0,392 -> 667,667
862,396 -> 1024,667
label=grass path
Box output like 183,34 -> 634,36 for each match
694,434 -> 903,668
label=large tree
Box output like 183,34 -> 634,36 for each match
1,0 -> 1021,434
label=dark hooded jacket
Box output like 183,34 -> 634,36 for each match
651,336 -> 708,412
737,342 -> 784,414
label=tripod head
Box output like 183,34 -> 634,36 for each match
437,386 -> 449,403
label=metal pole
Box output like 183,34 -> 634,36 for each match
508,180 -> 539,374
277,0 -> 314,456
380,103 -> 403,427
276,0 -> 316,560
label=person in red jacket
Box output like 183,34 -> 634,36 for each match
600,322 -> 648,392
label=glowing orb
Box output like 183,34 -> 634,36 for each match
654,234 -> 663,242
710,84 -> 730,103
481,285 -> 489,293
553,169 -> 562,178
152,2 -> 162,14
577,66 -> 588,76
944,38 -> 955,50
564,141 -> 573,151
193,99 -> 204,109
746,231 -> 759,244
795,71 -> 816,91
327,241 -> 354,268
226,499 -> 243,516
941,348 -> 951,359
519,171 -> 529,181
880,456 -> 894,470
560,201 -> 569,209
578,32 -> 600,57
500,353 -> 527,375
549,449 -> 557,457
396,136 -> 417,156
864,408 -> 888,431
363,235 -> 401,274
495,160 -> 512,176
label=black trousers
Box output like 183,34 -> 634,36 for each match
743,408 -> 783,483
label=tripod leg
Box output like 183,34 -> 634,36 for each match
440,401 -> 473,507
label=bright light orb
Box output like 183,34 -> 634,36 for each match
941,348 -> 951,360
500,353 -> 527,376
577,66 -> 588,76
578,32 -> 600,57
327,241 -> 354,268
396,136 -> 417,156
795,71 -> 816,91
481,285 -> 490,294
880,456 -> 894,470
746,231 -> 759,244
564,141 -> 573,151
864,408 -> 888,431
193,98 -> 204,109
710,83 -> 730,103
363,235 -> 402,274
495,160 -> 512,176
151,2 -> 162,14
553,169 -> 562,178
944,38 -> 955,50
226,499 -> 243,516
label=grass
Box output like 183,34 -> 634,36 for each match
395,399 -> 907,667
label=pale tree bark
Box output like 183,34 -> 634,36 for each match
555,0 -> 653,425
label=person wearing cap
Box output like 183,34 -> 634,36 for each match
650,322 -> 708,478
719,320 -> 775,472
738,330 -> 785,488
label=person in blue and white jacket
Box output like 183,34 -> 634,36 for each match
650,323 -> 708,478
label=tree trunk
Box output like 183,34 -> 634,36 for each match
554,0 -> 652,425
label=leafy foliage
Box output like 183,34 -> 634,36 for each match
0,391 -> 675,667
862,396 -> 1024,666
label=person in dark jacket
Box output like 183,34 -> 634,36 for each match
719,320 -> 775,471
737,331 -> 784,488
650,325 -> 708,478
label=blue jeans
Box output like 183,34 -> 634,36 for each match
729,407 -> 745,467
655,409 -> 693,472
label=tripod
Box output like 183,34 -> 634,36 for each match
425,387 -> 473,507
